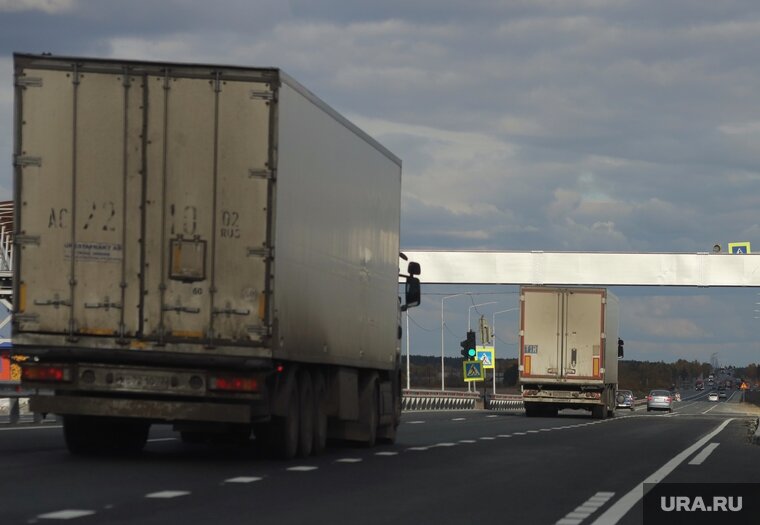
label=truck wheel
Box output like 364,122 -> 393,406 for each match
524,404 -> 538,417
297,370 -> 314,458
359,375 -> 379,447
311,371 -> 328,456
592,405 -> 606,419
271,376 -> 300,460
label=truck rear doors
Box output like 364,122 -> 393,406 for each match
14,56 -> 274,348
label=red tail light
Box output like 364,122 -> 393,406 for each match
22,365 -> 70,382
209,376 -> 259,392
647,395 -> 653,401
666,397 -> 672,402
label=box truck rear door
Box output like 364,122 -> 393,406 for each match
564,290 -> 604,379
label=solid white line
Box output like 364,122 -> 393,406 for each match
145,491 -> 190,499
287,466 -> 318,471
688,442 -> 720,465
224,477 -> 262,483
0,425 -> 63,432
590,418 -> 734,525
702,403 -> 719,415
37,509 -> 96,519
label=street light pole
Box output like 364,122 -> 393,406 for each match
491,307 -> 518,395
406,311 -> 410,390
441,293 -> 468,392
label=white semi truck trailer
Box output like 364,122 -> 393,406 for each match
519,287 -> 620,419
12,54 -> 420,458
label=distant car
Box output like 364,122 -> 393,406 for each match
647,390 -> 673,412
718,391 -> 727,400
616,390 -> 635,410
708,391 -> 719,402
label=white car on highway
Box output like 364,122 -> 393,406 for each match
707,391 -> 719,402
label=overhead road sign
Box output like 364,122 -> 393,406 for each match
463,360 -> 485,382
728,242 -> 751,254
476,346 -> 494,369
398,251 -> 760,287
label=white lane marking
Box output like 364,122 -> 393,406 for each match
479,437 -> 496,441
459,439 -> 477,443
406,446 -> 429,451
407,421 -> 425,424
526,430 -> 540,433
451,417 -> 466,421
0,425 -> 63,432
224,477 -> 262,483
287,466 -> 318,471
375,451 -> 399,456
37,509 -> 96,520
513,432 -> 527,435
498,434 -> 512,438
539,428 -> 552,431
486,415 -> 499,418
688,442 -> 720,465
433,442 -> 456,447
590,419 -> 734,525
556,491 -> 614,525
336,458 -> 363,463
147,438 -> 178,443
145,491 -> 190,499
702,404 -> 719,415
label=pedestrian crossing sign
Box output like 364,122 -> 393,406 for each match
728,242 -> 751,254
476,346 -> 495,369
463,360 -> 485,382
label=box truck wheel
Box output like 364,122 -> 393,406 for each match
592,405 -> 606,419
311,370 -> 328,456
359,374 -> 379,447
271,376 -> 300,460
297,370 -> 314,458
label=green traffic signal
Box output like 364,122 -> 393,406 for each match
467,348 -> 476,358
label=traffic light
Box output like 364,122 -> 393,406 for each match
460,330 -> 477,359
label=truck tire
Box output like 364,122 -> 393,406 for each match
271,376 -> 300,460
359,374 -> 379,447
297,370 -> 314,458
592,405 -> 606,420
311,370 -> 328,456
524,403 -> 538,417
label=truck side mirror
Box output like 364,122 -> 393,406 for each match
407,262 -> 421,276
402,276 -> 420,311
617,338 -> 624,359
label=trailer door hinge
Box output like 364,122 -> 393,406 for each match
15,235 -> 41,246
248,168 -> 275,180
249,90 -> 274,101
14,155 -> 42,168
246,246 -> 272,258
15,77 -> 43,88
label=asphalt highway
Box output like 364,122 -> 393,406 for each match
1,389 -> 758,525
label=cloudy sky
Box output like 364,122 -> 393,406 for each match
2,0 -> 760,366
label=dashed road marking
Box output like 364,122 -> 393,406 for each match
556,491 -> 615,525
479,437 -> 496,440
147,438 -> 178,443
513,432 -> 527,435
459,439 -> 477,443
407,421 -> 425,424
688,443 -> 720,465
485,415 -> 499,418
224,477 -> 262,483
287,466 -> 319,472
336,458 -> 363,463
375,451 -> 399,456
406,446 -> 430,451
498,434 -> 512,438
145,491 -> 190,499
36,509 -> 96,520
451,417 -> 466,421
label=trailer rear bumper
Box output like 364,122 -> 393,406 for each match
30,395 -> 265,424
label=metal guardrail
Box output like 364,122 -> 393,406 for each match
402,389 -> 524,411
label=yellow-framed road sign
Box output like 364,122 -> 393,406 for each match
476,346 -> 495,369
728,242 -> 751,254
463,360 -> 485,382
